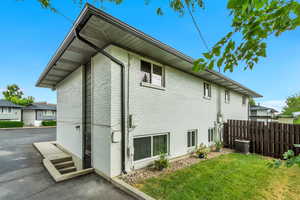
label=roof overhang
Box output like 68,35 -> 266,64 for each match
36,3 -> 262,98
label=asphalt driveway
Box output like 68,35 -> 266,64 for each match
0,128 -> 135,200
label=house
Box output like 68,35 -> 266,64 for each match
276,114 -> 295,124
249,104 -> 277,123
0,99 -> 23,121
36,4 -> 262,178
22,103 -> 56,126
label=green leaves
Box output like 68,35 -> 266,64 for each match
2,84 -> 34,106
156,8 -> 164,15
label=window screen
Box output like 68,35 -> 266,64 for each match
134,137 -> 151,161
152,65 -> 163,87
153,135 -> 167,156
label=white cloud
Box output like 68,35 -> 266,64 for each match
258,100 -> 286,113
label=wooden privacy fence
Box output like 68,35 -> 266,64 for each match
223,120 -> 300,158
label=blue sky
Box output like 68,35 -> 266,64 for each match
0,0 -> 299,111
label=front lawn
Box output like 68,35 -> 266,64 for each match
137,153 -> 300,200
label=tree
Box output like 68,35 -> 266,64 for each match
35,0 -> 300,73
2,84 -> 34,106
249,97 -> 256,106
2,84 -> 24,99
282,93 -> 300,115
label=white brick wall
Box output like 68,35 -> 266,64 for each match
55,44 -> 250,177
108,45 -> 249,171
56,66 -> 83,160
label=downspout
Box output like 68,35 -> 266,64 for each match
75,29 -> 127,174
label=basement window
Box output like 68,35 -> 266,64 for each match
134,133 -> 169,161
140,60 -> 165,88
187,130 -> 197,148
208,128 -> 214,142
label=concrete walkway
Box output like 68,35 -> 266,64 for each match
33,141 -> 69,160
0,128 -> 136,200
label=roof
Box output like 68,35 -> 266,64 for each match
36,3 -> 262,98
250,105 -> 278,113
0,99 -> 24,108
23,103 -> 56,111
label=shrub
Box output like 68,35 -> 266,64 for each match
196,143 -> 209,159
154,153 -> 169,171
42,120 -> 56,126
0,121 -> 24,128
214,140 -> 223,152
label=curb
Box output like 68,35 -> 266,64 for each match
94,169 -> 155,200
0,126 -> 56,130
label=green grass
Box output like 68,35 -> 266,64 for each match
137,154 -> 300,200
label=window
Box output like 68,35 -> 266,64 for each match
225,90 -> 230,103
134,133 -> 169,161
153,135 -> 168,156
43,110 -> 53,116
187,130 -> 197,147
133,137 -> 151,161
1,107 -> 12,114
140,60 -> 164,87
242,96 -> 247,105
208,128 -> 214,142
204,83 -> 211,98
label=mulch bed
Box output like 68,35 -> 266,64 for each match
120,148 -> 234,186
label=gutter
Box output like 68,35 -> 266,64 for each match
74,28 -> 127,174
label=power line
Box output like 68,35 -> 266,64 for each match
54,8 -> 75,25
186,4 -> 210,51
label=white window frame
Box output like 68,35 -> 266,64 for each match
187,130 -> 198,148
1,107 -> 12,114
140,60 -> 165,89
133,133 -> 170,163
225,90 -> 230,103
43,110 -> 53,116
203,82 -> 212,99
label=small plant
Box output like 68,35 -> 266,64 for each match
154,153 -> 169,171
42,120 -> 56,126
214,140 -> 223,152
196,143 -> 209,159
269,144 -> 300,168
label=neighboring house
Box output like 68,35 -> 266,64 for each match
36,4 -> 262,178
22,103 -> 56,126
0,99 -> 23,121
276,115 -> 295,124
249,104 -> 278,123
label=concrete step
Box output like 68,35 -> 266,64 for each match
54,161 -> 75,169
51,156 -> 72,164
59,166 -> 77,174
